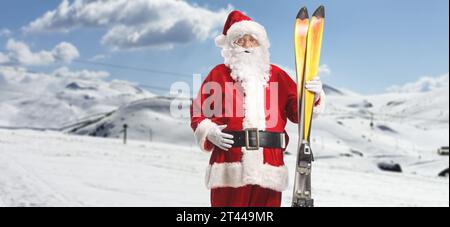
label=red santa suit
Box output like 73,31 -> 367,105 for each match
190,11 -> 325,207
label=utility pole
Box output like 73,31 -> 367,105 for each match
149,128 -> 153,142
123,124 -> 128,145
369,112 -> 374,143
370,113 -> 374,130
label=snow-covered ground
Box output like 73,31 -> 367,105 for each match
1,66 -> 448,206
0,129 -> 447,207
0,129 -> 209,207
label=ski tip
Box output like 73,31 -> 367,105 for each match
296,7 -> 309,20
313,5 -> 325,19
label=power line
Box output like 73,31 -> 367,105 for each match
1,58 -> 448,122
139,84 -> 171,92
0,65 -> 43,75
72,59 -> 194,79
0,48 -> 197,79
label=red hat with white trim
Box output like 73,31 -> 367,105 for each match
215,10 -> 270,48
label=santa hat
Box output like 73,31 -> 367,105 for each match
215,11 -> 270,49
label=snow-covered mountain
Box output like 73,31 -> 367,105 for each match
1,66 -> 448,177
67,97 -> 195,146
0,68 -> 448,206
58,75 -> 449,179
0,66 -> 155,128
287,82 -> 449,178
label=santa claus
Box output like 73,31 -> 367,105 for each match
190,10 -> 325,207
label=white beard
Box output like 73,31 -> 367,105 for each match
222,45 -> 271,87
222,45 -> 271,130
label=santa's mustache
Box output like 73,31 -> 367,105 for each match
233,46 -> 255,54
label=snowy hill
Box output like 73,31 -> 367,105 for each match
0,66 -> 155,128
55,76 -> 450,182
2,69 -> 448,178
284,79 -> 449,178
323,84 -> 345,96
0,68 -> 448,206
67,97 -> 195,146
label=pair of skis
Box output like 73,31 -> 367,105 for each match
292,6 -> 325,207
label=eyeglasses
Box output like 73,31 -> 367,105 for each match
234,35 -> 260,48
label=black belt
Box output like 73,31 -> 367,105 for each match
225,129 -> 286,150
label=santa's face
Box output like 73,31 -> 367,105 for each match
222,34 -> 270,86
234,34 -> 260,49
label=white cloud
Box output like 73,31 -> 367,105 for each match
52,42 -> 80,63
0,39 -> 79,66
23,0 -> 232,50
0,52 -> 9,64
0,28 -> 12,37
387,73 -> 449,93
5,39 -> 55,65
0,66 -> 53,94
0,66 -> 109,94
318,64 -> 331,76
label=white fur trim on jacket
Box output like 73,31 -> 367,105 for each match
205,148 -> 289,192
242,79 -> 267,129
204,76 -> 289,192
215,20 -> 270,49
194,119 -> 217,153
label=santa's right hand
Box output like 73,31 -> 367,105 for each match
206,125 -> 234,151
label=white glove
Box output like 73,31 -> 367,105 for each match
206,125 -> 234,151
306,76 -> 323,102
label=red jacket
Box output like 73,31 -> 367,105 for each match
190,64 -> 325,192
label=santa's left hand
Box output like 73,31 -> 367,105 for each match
305,76 -> 323,102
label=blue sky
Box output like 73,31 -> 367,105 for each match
0,0 -> 448,94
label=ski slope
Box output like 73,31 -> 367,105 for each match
65,77 -> 449,179
67,97 -> 195,146
1,66 -> 448,206
0,129 -> 209,207
0,129 -> 448,207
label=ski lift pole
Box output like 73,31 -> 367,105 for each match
123,124 -> 128,145
149,128 -> 153,142
370,113 -> 374,129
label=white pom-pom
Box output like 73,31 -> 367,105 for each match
215,34 -> 227,48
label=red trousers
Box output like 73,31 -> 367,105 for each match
211,185 -> 282,207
